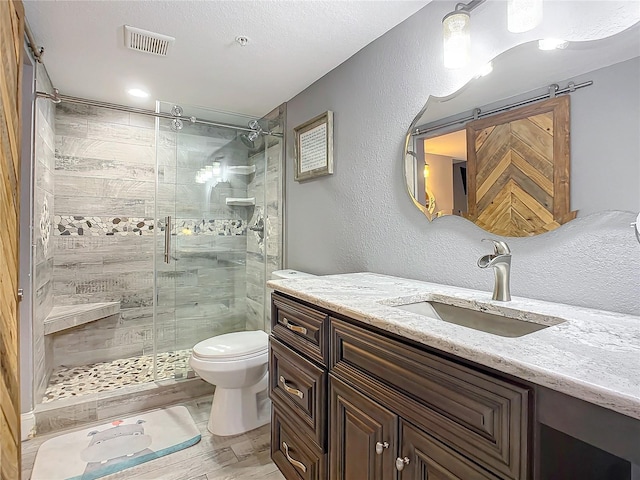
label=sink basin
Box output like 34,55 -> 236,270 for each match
393,301 -> 563,337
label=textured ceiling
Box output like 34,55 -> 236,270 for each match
23,0 -> 430,117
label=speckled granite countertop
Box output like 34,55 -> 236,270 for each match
267,272 -> 640,420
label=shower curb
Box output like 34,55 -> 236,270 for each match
32,377 -> 212,436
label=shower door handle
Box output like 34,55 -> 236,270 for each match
164,216 -> 171,264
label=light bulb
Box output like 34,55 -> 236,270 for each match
538,38 -> 569,50
443,10 -> 471,69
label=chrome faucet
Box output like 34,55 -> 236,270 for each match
477,239 -> 512,302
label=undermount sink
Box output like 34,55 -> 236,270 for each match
393,301 -> 563,337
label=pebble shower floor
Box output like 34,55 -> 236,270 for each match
42,349 -> 192,403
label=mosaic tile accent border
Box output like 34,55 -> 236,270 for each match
42,349 -> 192,403
40,196 -> 51,255
53,216 -> 246,236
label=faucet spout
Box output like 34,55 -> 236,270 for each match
478,240 -> 512,301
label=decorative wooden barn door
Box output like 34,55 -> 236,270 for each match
1,0 -> 25,478
465,96 -> 575,237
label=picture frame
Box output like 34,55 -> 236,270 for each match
294,111 -> 334,181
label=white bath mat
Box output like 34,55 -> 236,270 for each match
31,405 -> 201,480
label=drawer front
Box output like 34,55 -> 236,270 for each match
330,318 -> 530,480
400,420 -> 500,480
272,293 -> 328,366
270,337 -> 327,449
272,406 -> 327,480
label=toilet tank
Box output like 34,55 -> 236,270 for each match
271,269 -> 316,280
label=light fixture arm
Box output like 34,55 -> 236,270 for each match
454,0 -> 486,13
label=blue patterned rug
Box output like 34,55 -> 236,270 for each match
31,406 -> 201,480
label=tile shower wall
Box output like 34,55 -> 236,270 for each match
52,103 -> 157,367
33,63 -> 56,402
51,104 -> 251,369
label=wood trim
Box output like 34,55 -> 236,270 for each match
0,1 -> 24,478
466,96 -> 575,236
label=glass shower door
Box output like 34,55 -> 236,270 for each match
154,110 -> 180,380
154,102 -> 263,380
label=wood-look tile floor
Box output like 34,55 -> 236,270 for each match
22,395 -> 285,480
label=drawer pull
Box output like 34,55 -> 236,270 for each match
395,457 -> 410,471
283,317 -> 307,335
282,441 -> 307,473
375,441 -> 389,455
279,376 -> 304,399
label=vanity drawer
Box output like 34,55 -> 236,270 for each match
330,317 -> 530,480
269,337 -> 327,449
272,293 -> 328,366
272,406 -> 327,480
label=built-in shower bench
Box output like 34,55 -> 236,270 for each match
44,302 -> 120,335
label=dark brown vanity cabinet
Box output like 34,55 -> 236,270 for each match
270,293 -> 531,480
270,294 -> 329,479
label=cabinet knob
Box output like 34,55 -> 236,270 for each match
375,441 -> 389,455
395,457 -> 410,471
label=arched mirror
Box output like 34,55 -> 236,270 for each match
404,24 -> 639,236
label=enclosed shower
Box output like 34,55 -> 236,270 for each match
26,87 -> 284,429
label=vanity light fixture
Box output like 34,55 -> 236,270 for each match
443,0 -> 546,68
424,163 -> 430,178
538,38 -> 569,50
507,0 -> 543,33
443,0 -> 486,69
442,0 -> 486,68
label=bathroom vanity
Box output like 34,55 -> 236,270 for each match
267,273 -> 640,480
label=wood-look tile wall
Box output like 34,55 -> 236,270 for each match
32,63 -> 56,405
47,104 -> 251,370
1,1 -> 24,477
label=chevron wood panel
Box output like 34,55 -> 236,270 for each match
466,96 -> 575,237
0,1 -> 24,478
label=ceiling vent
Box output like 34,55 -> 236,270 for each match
124,25 -> 175,56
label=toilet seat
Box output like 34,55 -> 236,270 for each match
192,331 -> 268,361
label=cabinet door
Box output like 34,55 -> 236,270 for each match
398,421 -> 499,480
329,375 -> 397,480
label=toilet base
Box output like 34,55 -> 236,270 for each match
207,371 -> 270,436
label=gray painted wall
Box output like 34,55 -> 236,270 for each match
285,1 -> 640,315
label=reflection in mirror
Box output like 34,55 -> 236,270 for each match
404,24 -> 640,236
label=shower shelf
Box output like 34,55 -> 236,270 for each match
225,197 -> 256,206
226,165 -> 256,175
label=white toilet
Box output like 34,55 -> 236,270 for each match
189,269 -> 315,436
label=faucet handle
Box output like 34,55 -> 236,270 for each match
481,238 -> 511,255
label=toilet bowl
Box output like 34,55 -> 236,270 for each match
189,269 -> 316,436
189,330 -> 270,436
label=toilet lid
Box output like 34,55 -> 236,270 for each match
192,330 -> 268,359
